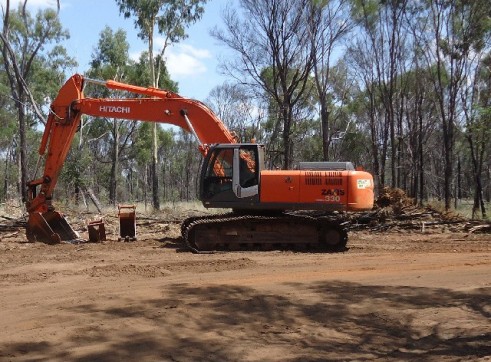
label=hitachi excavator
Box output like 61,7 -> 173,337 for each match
26,74 -> 374,251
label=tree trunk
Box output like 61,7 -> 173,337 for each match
152,128 -> 160,210
148,26 -> 160,211
320,99 -> 330,161
82,186 -> 103,213
144,164 -> 148,212
3,144 -> 12,201
282,104 -> 292,170
418,102 -> 424,206
486,166 -> 490,203
443,124 -> 453,210
389,108 -> 396,188
109,119 -> 120,206
468,135 -> 487,219
369,118 -> 382,194
18,98 -> 28,203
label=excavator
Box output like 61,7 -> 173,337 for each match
25,74 -> 374,251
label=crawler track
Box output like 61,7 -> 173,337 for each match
181,213 -> 348,253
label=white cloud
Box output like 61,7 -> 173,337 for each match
174,43 -> 212,60
163,41 -> 212,77
129,41 -> 212,78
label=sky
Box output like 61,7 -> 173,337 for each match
2,0 -> 235,101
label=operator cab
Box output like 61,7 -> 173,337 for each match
199,143 -> 265,209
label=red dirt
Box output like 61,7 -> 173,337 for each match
0,215 -> 490,361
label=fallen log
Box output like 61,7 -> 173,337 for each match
467,224 -> 491,234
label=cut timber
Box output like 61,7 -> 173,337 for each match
82,186 -> 103,213
468,224 -> 491,234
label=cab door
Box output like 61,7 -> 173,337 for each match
200,147 -> 235,202
232,147 -> 259,198
200,145 -> 260,207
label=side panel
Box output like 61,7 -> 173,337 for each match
259,170 -> 374,211
259,171 -> 301,203
260,170 -> 348,205
298,171 -> 348,205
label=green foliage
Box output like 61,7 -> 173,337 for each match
6,6 -> 69,46
60,134 -> 92,188
91,27 -> 130,70
350,0 -> 380,29
133,122 -> 154,165
132,122 -> 175,165
126,51 -> 179,91
292,118 -> 322,162
1,3 -> 76,201
0,70 -> 16,142
453,0 -> 491,54
115,0 -> 207,43
3,5 -> 75,107
86,26 -> 132,90
29,49 -> 77,113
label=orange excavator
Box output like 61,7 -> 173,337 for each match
26,74 -> 374,251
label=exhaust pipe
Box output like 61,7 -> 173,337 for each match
26,211 -> 80,244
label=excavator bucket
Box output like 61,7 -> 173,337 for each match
87,219 -> 106,243
26,211 -> 80,244
118,204 -> 136,241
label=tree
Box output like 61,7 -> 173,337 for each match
115,0 -> 207,210
414,0 -> 491,210
462,54 -> 491,218
1,2 -> 74,201
309,0 -> 353,161
87,26 -> 137,206
348,0 -> 410,192
213,0 -> 315,169
206,82 -> 263,143
346,32 -> 388,192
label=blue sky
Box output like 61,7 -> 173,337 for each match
3,0 -> 234,101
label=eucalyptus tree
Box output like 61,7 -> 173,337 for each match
411,0 -> 491,210
462,54 -> 491,218
347,0 -> 409,192
0,70 -> 17,200
323,61 -> 370,165
1,2 -> 74,201
212,0 -> 315,169
86,26 -> 138,206
206,82 -> 264,144
309,0 -> 354,161
346,36 -> 387,192
115,0 -> 207,210
124,51 -> 178,204
394,63 -> 439,204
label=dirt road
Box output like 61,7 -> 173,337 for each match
0,221 -> 490,361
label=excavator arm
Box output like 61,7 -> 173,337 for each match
26,74 -> 237,243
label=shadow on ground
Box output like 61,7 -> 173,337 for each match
1,281 -> 490,361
